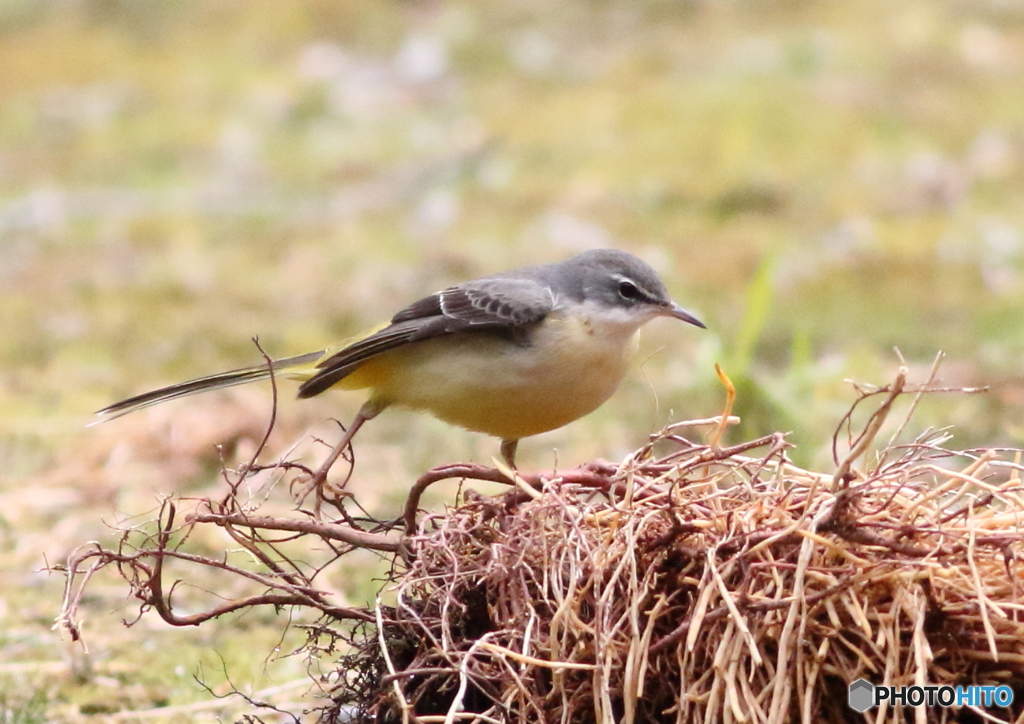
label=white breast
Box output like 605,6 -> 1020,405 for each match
372,302 -> 647,440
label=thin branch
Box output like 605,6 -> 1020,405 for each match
189,511 -> 403,552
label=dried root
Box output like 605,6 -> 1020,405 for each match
58,363 -> 1024,723
328,367 -> 1024,723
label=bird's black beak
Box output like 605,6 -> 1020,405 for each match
665,302 -> 706,329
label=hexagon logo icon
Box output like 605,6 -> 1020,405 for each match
848,678 -> 874,712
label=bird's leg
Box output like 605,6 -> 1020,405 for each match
500,438 -> 519,469
296,399 -> 384,512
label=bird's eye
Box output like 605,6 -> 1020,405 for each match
618,280 -> 641,301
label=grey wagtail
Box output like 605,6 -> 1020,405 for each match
96,248 -> 705,480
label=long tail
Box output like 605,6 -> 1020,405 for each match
93,350 -> 325,423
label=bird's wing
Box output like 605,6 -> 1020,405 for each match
297,277 -> 555,398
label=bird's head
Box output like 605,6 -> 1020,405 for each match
566,249 -> 706,330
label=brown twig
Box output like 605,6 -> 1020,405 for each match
189,511 -> 403,552
57,362 -> 1024,724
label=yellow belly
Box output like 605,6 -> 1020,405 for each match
343,310 -> 637,440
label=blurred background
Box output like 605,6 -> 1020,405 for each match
3,0 -> 1024,719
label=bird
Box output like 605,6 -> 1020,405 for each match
96,248 -> 705,484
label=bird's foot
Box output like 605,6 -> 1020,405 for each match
292,460 -> 351,519
500,439 -> 519,469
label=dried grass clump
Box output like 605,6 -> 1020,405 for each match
58,364 -> 1024,723
327,369 -> 1024,724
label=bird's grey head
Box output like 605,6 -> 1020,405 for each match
561,249 -> 706,328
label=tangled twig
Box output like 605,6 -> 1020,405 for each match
55,363 -> 1024,723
